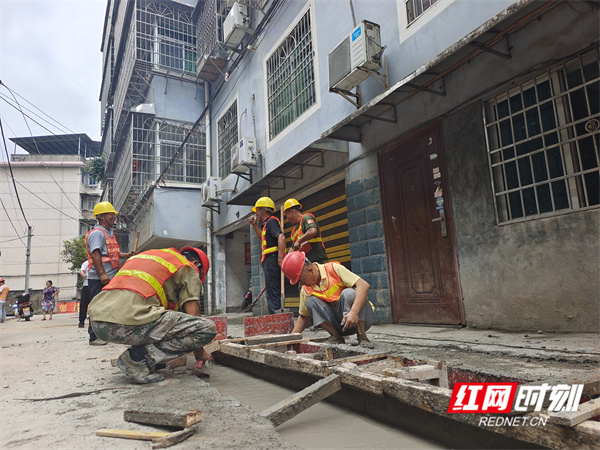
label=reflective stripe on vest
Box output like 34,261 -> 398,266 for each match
0,286 -> 8,301
102,248 -> 198,310
261,215 -> 281,263
291,213 -> 325,253
302,262 -> 346,302
86,228 -> 121,269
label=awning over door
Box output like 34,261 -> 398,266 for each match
321,0 -> 555,143
226,138 -> 348,206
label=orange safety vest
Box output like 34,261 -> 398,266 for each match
291,213 -> 325,253
0,285 -> 8,302
86,228 -> 121,269
261,215 -> 281,263
102,248 -> 199,311
302,262 -> 346,302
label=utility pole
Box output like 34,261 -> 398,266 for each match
24,226 -> 33,291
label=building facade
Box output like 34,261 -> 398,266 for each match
0,134 -> 101,300
104,0 -> 599,331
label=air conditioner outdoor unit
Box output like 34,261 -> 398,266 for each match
223,2 -> 252,49
201,176 -> 222,206
328,20 -> 382,92
231,137 -> 257,173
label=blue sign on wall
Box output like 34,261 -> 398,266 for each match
352,26 -> 362,42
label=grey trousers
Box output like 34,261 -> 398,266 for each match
305,288 -> 374,336
91,311 -> 217,368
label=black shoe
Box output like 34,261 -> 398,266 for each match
78,323 -> 84,328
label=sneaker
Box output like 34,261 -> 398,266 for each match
115,351 -> 165,384
89,339 -> 108,346
325,335 -> 345,344
78,323 -> 84,328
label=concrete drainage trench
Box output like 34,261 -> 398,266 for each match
208,362 -> 443,449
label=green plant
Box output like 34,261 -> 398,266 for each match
83,156 -> 105,183
61,236 -> 87,287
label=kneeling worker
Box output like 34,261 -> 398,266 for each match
88,247 -> 217,384
282,251 -> 374,348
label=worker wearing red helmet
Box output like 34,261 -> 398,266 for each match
282,251 -> 375,348
88,247 -> 217,384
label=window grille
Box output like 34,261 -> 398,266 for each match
137,1 -> 197,76
484,49 -> 600,224
406,0 -> 439,23
266,10 -> 315,140
218,101 -> 238,178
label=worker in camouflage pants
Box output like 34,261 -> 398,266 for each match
89,247 -> 216,384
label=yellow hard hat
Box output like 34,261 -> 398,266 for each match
283,198 -> 302,212
252,197 -> 275,212
93,201 -> 118,217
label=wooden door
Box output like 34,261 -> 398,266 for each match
379,124 -> 464,324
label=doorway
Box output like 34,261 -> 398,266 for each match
379,123 -> 464,324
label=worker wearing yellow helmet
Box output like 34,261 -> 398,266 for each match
249,197 -> 285,314
85,201 -> 134,345
283,198 -> 328,264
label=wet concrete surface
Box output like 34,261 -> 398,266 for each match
208,363 -> 443,449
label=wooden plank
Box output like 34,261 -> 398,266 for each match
548,397 -> 600,427
203,340 -> 221,354
322,353 -> 388,367
247,339 -> 309,349
96,429 -> 169,441
246,333 -> 303,346
124,408 -> 202,429
382,365 -> 441,382
260,374 -> 341,427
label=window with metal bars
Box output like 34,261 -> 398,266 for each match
406,0 -> 439,23
217,101 -> 238,178
484,49 -> 600,224
266,10 -> 316,140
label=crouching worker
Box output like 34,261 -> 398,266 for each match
282,252 -> 375,348
88,247 -> 217,384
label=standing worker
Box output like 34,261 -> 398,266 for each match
249,197 -> 286,314
78,260 -> 90,328
0,279 -> 8,323
283,198 -> 328,264
88,247 -> 216,384
85,201 -> 134,345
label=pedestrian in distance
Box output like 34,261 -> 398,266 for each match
41,280 -> 59,321
85,201 -> 134,345
249,197 -> 286,314
283,198 -> 328,264
281,251 -> 375,348
0,278 -> 9,323
78,260 -> 90,328
88,247 -> 216,384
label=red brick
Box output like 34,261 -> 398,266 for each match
207,316 -> 227,341
244,312 -> 294,337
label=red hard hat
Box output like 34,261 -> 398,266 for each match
0,278 -> 4,282
180,247 -> 210,283
281,251 -> 306,285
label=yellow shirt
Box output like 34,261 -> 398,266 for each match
298,263 -> 360,317
88,265 -> 203,326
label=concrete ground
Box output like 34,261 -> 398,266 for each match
0,313 -> 295,450
1,311 -> 598,449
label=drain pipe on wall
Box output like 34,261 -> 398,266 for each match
205,80 -> 213,316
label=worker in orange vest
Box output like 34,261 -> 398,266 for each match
283,198 -> 328,264
249,197 -> 286,314
88,247 -> 216,384
281,251 -> 375,348
85,201 -> 134,345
